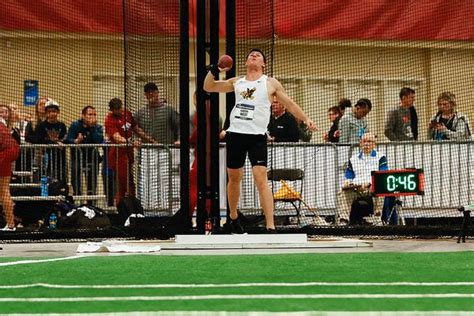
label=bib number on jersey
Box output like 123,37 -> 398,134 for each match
235,103 -> 255,121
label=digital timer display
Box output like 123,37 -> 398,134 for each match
371,169 -> 424,197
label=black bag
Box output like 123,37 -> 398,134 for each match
117,196 -> 144,225
349,195 -> 374,225
59,204 -> 111,229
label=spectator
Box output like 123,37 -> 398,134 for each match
105,97 -> 155,205
35,100 -> 67,182
67,106 -> 104,199
267,96 -> 300,142
337,132 -> 387,225
25,97 -> 48,144
0,105 -> 20,230
134,82 -> 180,144
384,87 -> 418,141
6,104 -> 21,146
6,104 -> 24,180
17,112 -> 31,144
323,106 -> 342,143
429,92 -> 471,141
338,98 -> 352,116
338,98 -> 372,144
24,97 -> 48,180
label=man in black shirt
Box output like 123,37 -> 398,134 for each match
35,100 -> 68,182
267,97 -> 299,142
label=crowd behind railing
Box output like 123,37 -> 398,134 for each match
0,84 -> 471,230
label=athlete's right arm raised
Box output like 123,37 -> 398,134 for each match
203,70 -> 236,93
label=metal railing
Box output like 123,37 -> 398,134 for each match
10,141 -> 473,222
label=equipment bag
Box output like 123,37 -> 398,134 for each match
349,195 -> 374,225
59,204 -> 111,229
117,196 -> 144,225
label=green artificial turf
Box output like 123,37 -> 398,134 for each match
0,252 -> 472,313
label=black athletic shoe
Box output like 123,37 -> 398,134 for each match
266,228 -> 277,234
230,218 -> 245,234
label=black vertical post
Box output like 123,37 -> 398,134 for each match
179,0 -> 190,226
209,0 -> 220,227
196,0 -> 207,233
121,0 -> 132,196
225,0 -> 236,223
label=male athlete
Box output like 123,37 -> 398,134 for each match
204,49 -> 316,233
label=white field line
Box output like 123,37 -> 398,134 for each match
0,282 -> 473,289
4,312 -> 473,316
0,256 -> 85,267
0,293 -> 473,302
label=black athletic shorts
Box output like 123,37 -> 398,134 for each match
226,132 -> 267,169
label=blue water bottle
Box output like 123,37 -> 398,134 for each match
40,177 -> 49,197
49,213 -> 57,229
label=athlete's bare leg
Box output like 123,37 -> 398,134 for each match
227,167 -> 243,220
252,165 -> 275,229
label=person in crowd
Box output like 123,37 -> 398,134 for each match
5,104 -> 23,180
323,105 -> 342,143
17,112 -> 31,144
24,97 -> 48,180
267,96 -> 300,142
34,100 -> 67,182
384,87 -> 418,141
338,98 -> 372,144
67,106 -> 104,198
204,48 -> 317,233
0,105 -> 20,231
338,98 -> 352,116
429,92 -> 471,141
337,132 -> 387,225
134,82 -> 180,144
105,98 -> 156,205
25,97 -> 48,144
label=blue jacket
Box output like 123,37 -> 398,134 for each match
67,119 -> 104,145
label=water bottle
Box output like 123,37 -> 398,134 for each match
40,177 -> 49,197
49,213 -> 57,229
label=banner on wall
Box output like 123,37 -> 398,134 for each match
24,80 -> 39,106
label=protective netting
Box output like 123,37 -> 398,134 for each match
0,0 -> 473,234
233,0 -> 474,228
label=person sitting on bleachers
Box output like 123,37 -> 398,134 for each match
337,132 -> 387,225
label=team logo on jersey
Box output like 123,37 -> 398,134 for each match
240,87 -> 256,100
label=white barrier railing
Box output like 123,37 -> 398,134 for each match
11,142 -> 474,219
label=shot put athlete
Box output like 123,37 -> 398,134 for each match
204,48 -> 317,233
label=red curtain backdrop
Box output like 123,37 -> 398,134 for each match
1,0 -> 472,41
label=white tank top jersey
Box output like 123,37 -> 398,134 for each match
227,74 -> 271,135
